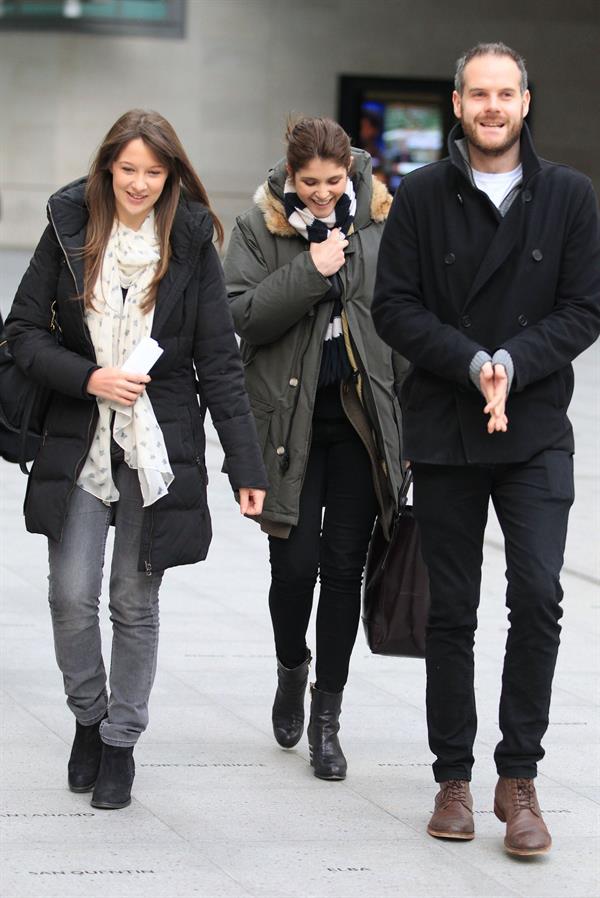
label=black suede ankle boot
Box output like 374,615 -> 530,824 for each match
91,744 -> 135,809
307,685 -> 347,780
272,649 -> 311,748
68,717 -> 105,793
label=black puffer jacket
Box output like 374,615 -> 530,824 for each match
6,178 -> 268,573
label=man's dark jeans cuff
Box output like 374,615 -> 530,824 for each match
433,767 -> 473,783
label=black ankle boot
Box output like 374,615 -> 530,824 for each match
91,744 -> 135,809
307,685 -> 347,780
272,649 -> 311,748
68,717 -> 105,793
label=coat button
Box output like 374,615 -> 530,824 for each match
518,314 -> 528,326
461,314 -> 472,328
522,189 -> 532,203
289,377 -> 298,387
276,446 -> 285,456
444,252 -> 456,265
532,248 -> 543,261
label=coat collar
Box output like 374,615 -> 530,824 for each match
448,120 -> 542,184
46,179 -> 214,336
255,149 -> 392,238
47,177 -> 213,256
446,122 -> 542,312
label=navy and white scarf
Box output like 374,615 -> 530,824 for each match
283,175 -> 356,242
284,176 -> 356,388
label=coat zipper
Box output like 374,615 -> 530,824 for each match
292,306 -> 330,500
144,511 -> 155,576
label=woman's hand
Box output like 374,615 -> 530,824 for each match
309,228 -> 348,277
239,487 -> 266,516
87,367 -> 151,406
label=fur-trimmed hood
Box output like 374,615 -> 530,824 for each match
254,149 -> 392,238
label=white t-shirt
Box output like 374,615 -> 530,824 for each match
472,164 -> 523,210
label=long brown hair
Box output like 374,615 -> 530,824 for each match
83,109 -> 224,311
285,116 -> 352,173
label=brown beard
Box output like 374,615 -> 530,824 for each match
461,117 -> 523,158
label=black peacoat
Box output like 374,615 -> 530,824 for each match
6,178 -> 268,573
372,124 -> 600,465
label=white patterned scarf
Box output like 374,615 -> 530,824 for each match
77,212 -> 174,507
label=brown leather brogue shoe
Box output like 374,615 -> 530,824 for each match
427,780 -> 474,840
494,777 -> 552,856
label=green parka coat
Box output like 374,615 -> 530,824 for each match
224,150 -> 406,537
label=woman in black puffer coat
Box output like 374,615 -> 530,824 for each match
6,109 -> 267,809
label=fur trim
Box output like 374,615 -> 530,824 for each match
255,176 -> 392,237
370,176 -> 393,222
253,182 -> 296,237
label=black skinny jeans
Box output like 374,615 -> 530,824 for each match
412,450 -> 573,782
268,412 -> 378,693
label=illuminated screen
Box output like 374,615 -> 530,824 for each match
339,76 -> 454,193
361,99 -> 444,190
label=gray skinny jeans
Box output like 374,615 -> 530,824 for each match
48,463 -> 163,747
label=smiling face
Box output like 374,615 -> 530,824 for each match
110,138 -> 169,229
453,54 -> 530,171
289,157 -> 349,219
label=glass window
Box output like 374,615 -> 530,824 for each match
0,0 -> 185,38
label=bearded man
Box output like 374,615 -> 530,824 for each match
372,42 -> 600,856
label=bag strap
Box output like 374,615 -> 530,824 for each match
17,300 -> 60,475
18,388 -> 39,475
398,466 -> 413,508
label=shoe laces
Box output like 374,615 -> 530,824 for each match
513,778 -> 535,810
441,780 -> 468,806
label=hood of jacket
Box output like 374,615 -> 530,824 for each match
254,148 -> 392,238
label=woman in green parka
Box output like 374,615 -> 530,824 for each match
224,117 -> 405,780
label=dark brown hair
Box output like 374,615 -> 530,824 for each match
83,108 -> 224,312
285,116 -> 352,173
455,42 -> 528,94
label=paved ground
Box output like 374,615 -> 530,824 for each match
1,251 -> 599,898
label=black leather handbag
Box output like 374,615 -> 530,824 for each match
362,468 -> 430,658
0,307 -> 57,473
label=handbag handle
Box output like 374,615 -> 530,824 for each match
378,467 -> 414,567
398,466 -> 413,508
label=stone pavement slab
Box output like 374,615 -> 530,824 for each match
1,251 -> 599,897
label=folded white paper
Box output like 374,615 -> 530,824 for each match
121,337 -> 163,375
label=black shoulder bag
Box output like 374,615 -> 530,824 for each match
0,305 -> 59,474
362,467 -> 430,658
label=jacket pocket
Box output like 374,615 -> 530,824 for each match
187,404 -> 206,454
249,396 -> 273,454
240,342 -> 258,368
548,369 -> 572,410
402,370 -> 423,411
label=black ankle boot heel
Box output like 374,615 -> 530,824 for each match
307,686 -> 347,781
272,649 -> 311,748
68,717 -> 105,793
91,744 -> 135,809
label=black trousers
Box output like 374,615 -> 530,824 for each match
268,415 -> 378,693
412,450 -> 573,782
